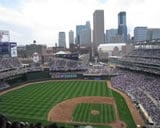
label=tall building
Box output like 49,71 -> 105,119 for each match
106,29 -> 118,43
118,11 -> 127,42
134,27 -> 148,43
58,32 -> 66,48
76,25 -> 86,44
69,30 -> 74,45
93,10 -> 104,55
146,28 -> 160,41
76,21 -> 91,47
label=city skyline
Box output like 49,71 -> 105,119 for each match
0,0 -> 160,47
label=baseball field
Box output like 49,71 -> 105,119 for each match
0,80 -> 136,128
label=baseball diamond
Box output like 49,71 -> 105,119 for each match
0,80 -> 138,128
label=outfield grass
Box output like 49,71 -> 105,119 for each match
0,81 -> 111,122
73,103 -> 116,123
112,90 -> 137,128
0,80 -> 136,128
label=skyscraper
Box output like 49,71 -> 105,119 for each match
106,29 -> 118,43
58,32 -> 66,48
76,21 -> 91,47
118,11 -> 127,42
134,27 -> 148,43
93,10 -> 104,55
76,25 -> 86,44
69,30 -> 74,45
146,28 -> 160,41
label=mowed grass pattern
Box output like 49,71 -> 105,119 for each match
0,80 -> 136,128
73,103 -> 116,123
0,81 -> 111,123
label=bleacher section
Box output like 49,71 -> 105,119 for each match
0,57 -> 45,80
0,57 -> 22,72
111,46 -> 160,126
118,48 -> 160,75
111,69 -> 160,126
49,57 -> 87,72
0,57 -> 24,80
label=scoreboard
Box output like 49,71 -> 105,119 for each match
10,42 -> 17,57
0,42 -> 10,55
0,42 -> 17,57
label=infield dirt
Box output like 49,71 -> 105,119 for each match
48,96 -> 126,128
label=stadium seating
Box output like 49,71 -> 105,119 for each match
49,57 -> 87,72
111,69 -> 160,125
0,57 -> 45,80
0,114 -> 59,128
118,48 -> 160,75
0,57 -> 22,71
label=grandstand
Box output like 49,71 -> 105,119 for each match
49,57 -> 87,72
1,41 -> 160,128
117,45 -> 160,75
0,57 -> 24,79
111,42 -> 160,127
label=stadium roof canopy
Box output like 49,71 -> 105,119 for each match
55,51 -> 71,55
98,43 -> 126,52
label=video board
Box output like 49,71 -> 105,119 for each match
0,42 -> 10,56
0,42 -> 17,57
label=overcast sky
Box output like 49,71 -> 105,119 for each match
0,0 -> 160,47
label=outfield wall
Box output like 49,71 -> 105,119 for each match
1,71 -> 112,92
5,70 -> 50,88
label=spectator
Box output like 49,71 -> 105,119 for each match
0,114 -> 7,128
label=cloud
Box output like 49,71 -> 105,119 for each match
97,0 -> 108,4
0,0 -> 22,10
0,21 -> 32,42
0,0 -> 160,47
20,0 -> 102,46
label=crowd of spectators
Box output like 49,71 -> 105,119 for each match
127,49 -> 160,59
0,57 -> 24,79
120,56 -> 160,66
85,65 -> 110,75
0,57 -> 22,72
118,48 -> 160,75
0,57 -> 44,79
0,114 -> 86,128
111,69 -> 160,125
49,58 -> 87,72
0,114 -> 61,128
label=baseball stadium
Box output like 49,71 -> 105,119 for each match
0,41 -> 160,128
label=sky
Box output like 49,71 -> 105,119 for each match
0,0 -> 160,47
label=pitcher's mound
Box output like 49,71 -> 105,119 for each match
91,110 -> 100,115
